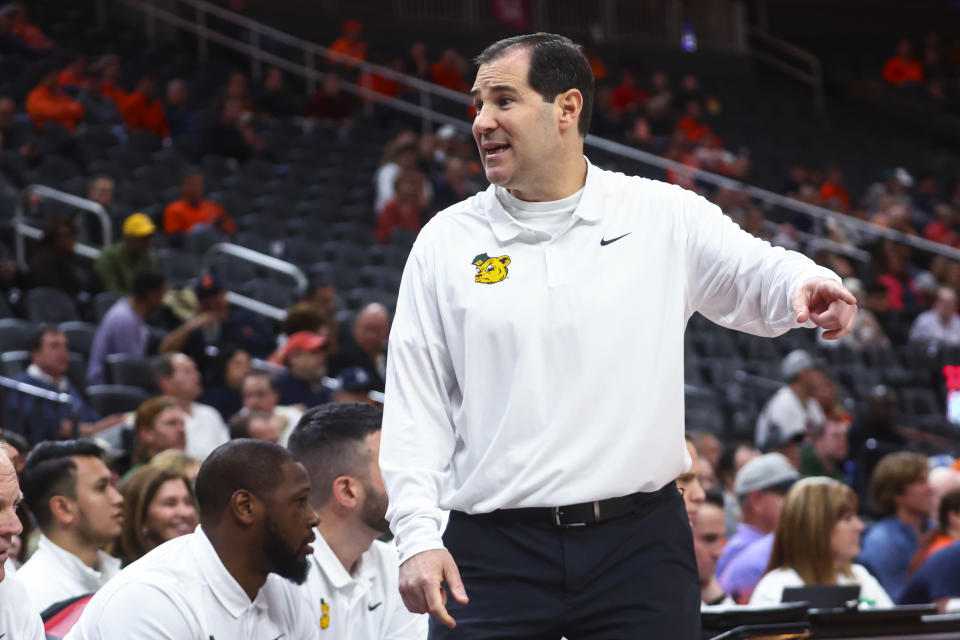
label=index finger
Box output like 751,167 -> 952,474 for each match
424,583 -> 457,629
823,280 -> 857,306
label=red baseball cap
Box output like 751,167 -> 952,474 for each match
283,331 -> 328,359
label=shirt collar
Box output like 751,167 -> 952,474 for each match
483,157 -> 605,243
26,364 -> 68,391
37,534 -> 119,584
191,525 -> 264,618
310,528 -> 377,592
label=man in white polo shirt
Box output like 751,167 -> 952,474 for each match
382,33 -> 858,638
154,352 -> 229,460
18,439 -> 123,614
0,441 -> 45,639
288,403 -> 427,638
67,439 -> 320,640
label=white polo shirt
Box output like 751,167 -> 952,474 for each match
381,159 -> 840,563
66,526 -> 318,640
17,534 -> 121,614
184,402 -> 230,460
0,575 -> 45,640
301,531 -> 426,639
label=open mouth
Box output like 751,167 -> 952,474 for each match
484,142 -> 511,158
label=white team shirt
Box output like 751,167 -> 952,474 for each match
66,526 -> 319,640
754,386 -> 826,450
184,402 -> 230,460
749,565 -> 893,608
381,159 -> 840,563
301,532 -> 426,639
17,534 -> 121,614
0,575 -> 45,640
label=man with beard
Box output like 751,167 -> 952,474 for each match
288,403 -> 426,638
66,440 -> 320,640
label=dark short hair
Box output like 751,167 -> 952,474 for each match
869,452 -> 927,518
228,411 -> 272,440
180,166 -> 203,183
0,430 -> 30,458
474,33 -> 594,137
132,271 -> 166,300
704,489 -> 725,510
152,352 -> 177,383
243,370 -> 278,392
28,324 -> 62,353
287,403 -> 382,508
20,439 -> 104,530
194,439 -> 293,522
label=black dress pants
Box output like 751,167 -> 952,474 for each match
429,484 -> 701,639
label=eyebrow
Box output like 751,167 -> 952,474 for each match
470,83 -> 520,98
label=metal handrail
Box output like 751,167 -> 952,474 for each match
0,375 -> 79,442
749,27 -> 824,114
14,184 -> 113,269
202,242 -> 308,297
110,0 -> 960,266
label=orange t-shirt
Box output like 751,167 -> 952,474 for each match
883,57 -> 925,86
820,181 -> 851,212
328,38 -> 367,66
676,115 -> 713,144
359,71 -> 398,98
430,62 -> 468,92
102,83 -> 129,106
25,85 -> 85,131
163,199 -> 236,235
119,92 -> 170,139
11,23 -> 52,50
57,69 -> 86,89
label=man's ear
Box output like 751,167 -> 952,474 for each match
49,495 -> 76,526
556,88 -> 583,134
331,475 -> 360,510
230,489 -> 261,527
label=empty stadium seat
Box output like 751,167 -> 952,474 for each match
92,292 -> 122,322
85,385 -> 151,415
26,287 -> 80,323
105,354 -> 158,392
0,351 -> 29,378
0,319 -> 36,352
59,321 -> 97,356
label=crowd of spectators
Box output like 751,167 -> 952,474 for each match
882,33 -> 960,115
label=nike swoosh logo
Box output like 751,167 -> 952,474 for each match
600,232 -> 631,246
368,602 -> 383,611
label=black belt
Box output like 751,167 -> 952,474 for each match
451,484 -> 674,528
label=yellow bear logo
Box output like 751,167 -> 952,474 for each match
320,599 -> 330,629
473,253 -> 511,284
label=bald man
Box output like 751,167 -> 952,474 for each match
0,443 -> 45,639
67,440 -> 320,639
328,303 -> 390,392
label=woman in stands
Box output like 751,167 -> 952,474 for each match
112,466 -> 198,566
750,477 -> 893,607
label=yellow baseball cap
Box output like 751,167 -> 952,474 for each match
122,213 -> 156,237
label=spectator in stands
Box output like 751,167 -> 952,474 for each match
430,49 -> 469,93
677,74 -> 720,114
97,55 -> 127,106
909,286 -> 960,347
148,448 -> 201,483
119,74 -> 169,139
749,477 -> 892,607
125,397 -> 187,482
287,403 -> 427,637
87,270 -> 167,385
910,489 -> 960,573
241,371 -> 304,445
819,278 -> 890,349
162,276 -> 275,365
202,97 -> 264,163
200,345 -> 251,421
358,55 -> 403,106
865,168 -> 913,214
4,325 -> 125,443
677,437 -> 707,524
58,54 -> 87,92
820,165 -> 851,213
375,140 -> 428,213
609,68 -> 648,117
93,212 -> 162,295
330,367 -> 379,405
718,453 -> 799,602
302,280 -> 339,349
408,41 -> 430,80
17,439 -> 123,614
26,214 -> 101,298
328,18 -> 367,67
689,430 -> 722,473
376,168 -> 428,243
154,353 -> 229,461
163,167 -> 236,240
923,204 -> 959,247
645,71 -> 675,139
329,302 -> 389,392
275,331 -> 332,409
695,495 -> 733,608
900,536 -> 960,610
7,2 -> 53,52
859,452 -> 934,602
755,350 -> 826,453
432,156 -> 478,213
77,68 -> 123,127
221,71 -> 254,113
883,39 -> 926,87
306,72 -> 359,126
717,442 -> 760,538
228,410 -> 278,443
694,134 -> 749,179
164,78 -> 197,137
675,99 -> 714,144
113,466 -> 198,566
26,64 -> 85,132
0,445 -> 45,637
255,67 -> 302,118
87,174 -> 116,216
799,415 -> 849,482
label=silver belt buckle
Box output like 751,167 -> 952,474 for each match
552,503 -> 598,528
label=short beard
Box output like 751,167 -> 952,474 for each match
263,515 -> 310,585
360,482 -> 390,534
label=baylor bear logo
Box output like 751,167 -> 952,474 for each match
472,253 -> 511,284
